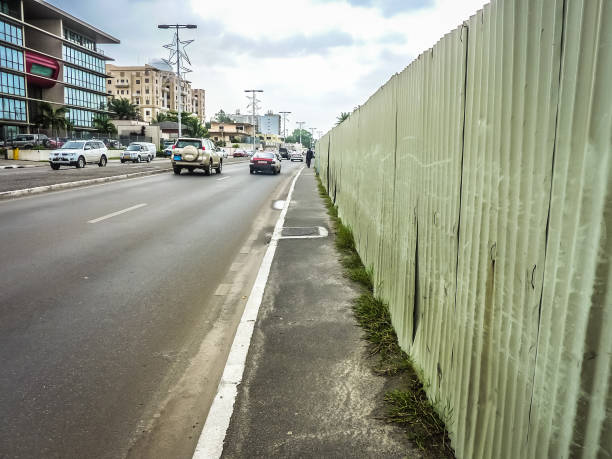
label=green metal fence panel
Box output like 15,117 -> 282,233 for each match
316,2 -> 610,457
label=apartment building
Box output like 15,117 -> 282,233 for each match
257,112 -> 281,135
106,64 -> 205,123
209,121 -> 254,144
0,0 -> 119,139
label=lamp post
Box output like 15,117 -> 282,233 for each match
309,127 -> 316,149
245,89 -> 263,154
279,111 -> 291,140
158,24 -> 197,138
296,121 -> 305,149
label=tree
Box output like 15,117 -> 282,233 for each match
285,128 -> 312,148
108,98 -> 140,120
214,109 -> 233,123
35,102 -> 69,137
335,112 -> 350,125
93,116 -> 117,135
182,115 -> 208,138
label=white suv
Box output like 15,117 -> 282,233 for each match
49,140 -> 108,170
171,138 -> 222,175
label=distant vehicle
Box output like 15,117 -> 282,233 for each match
279,147 -> 289,159
290,151 -> 304,162
233,149 -> 248,157
162,140 -> 174,157
102,138 -> 122,149
171,137 -> 222,175
45,137 -> 65,149
10,134 -> 48,149
250,151 -> 281,175
217,147 -> 228,159
130,142 -> 156,161
120,144 -> 150,163
49,140 -> 108,169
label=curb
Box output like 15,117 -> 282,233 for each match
0,165 -> 38,169
0,167 -> 171,200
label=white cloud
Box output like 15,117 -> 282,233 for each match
55,0 -> 488,134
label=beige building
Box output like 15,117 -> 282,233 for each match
209,121 -> 255,144
105,64 -> 205,123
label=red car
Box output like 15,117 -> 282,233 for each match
250,152 -> 281,175
233,149 -> 248,157
45,138 -> 65,149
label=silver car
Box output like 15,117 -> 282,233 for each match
121,144 -> 151,163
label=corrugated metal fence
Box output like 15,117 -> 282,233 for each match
316,1 -> 611,457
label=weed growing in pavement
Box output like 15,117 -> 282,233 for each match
316,173 -> 454,458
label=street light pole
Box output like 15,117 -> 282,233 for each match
279,111 -> 291,140
296,121 -> 305,149
245,89 -> 263,153
309,127 -> 316,149
158,24 -> 197,138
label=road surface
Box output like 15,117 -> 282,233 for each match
0,160 -> 302,458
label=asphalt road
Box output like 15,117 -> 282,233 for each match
0,157 -> 249,193
0,160 -> 301,459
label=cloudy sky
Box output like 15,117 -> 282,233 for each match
50,0 -> 487,135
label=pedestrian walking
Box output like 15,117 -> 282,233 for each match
306,148 -> 315,168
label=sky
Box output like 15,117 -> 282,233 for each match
50,0 -> 488,136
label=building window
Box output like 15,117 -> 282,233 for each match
67,108 -> 96,127
65,87 -> 106,110
145,110 -> 150,116
64,65 -> 105,93
145,100 -> 149,105
107,79 -> 111,84
120,90 -> 124,94
0,96 -> 25,121
145,88 -> 149,94
0,20 -> 22,46
0,71 -> 24,96
0,1 -> 21,19
108,90 -> 112,94
136,90 -> 140,94
62,45 -> 104,74
144,78 -> 149,83
63,27 -> 96,51
0,45 -> 23,71
135,79 -> 140,84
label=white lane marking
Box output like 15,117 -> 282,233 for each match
88,203 -> 147,224
216,176 -> 231,181
193,166 -> 304,459
279,226 -> 329,239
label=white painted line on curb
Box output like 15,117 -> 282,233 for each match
279,226 -> 329,239
193,166 -> 304,459
88,203 -> 147,224
216,176 -> 231,181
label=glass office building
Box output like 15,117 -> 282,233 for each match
0,0 -> 119,140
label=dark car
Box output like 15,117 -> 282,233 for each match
279,147 -> 289,159
250,152 -> 281,175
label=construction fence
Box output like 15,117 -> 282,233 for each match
316,1 -> 611,458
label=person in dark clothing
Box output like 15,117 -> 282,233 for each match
306,148 -> 315,168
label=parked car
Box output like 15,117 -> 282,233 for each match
102,138 -> 122,149
49,140 -> 108,169
129,142 -> 156,160
217,148 -> 228,159
162,140 -> 175,157
290,151 -> 304,162
279,147 -> 289,159
250,151 -> 282,175
171,137 -> 222,175
120,144 -> 151,163
45,137 -> 65,149
10,134 -> 48,149
233,149 -> 248,157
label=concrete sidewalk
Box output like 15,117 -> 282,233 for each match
219,169 -> 417,458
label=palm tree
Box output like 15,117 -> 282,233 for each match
183,116 -> 208,138
36,102 -> 69,137
335,112 -> 350,125
93,116 -> 117,135
108,98 -> 140,120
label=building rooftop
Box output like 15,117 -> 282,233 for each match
25,0 -> 120,44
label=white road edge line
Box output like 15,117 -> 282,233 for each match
88,203 -> 147,224
193,166 -> 304,459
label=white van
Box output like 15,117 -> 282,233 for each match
129,142 -> 157,161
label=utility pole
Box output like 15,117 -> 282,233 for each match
158,24 -> 196,138
279,111 -> 291,140
296,121 -> 305,149
245,89 -> 263,153
309,127 -> 316,149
